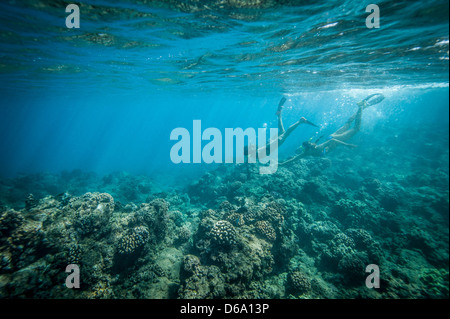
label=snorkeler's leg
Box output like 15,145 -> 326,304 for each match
279,116 -> 318,147
333,107 -> 361,136
354,105 -> 362,131
333,106 -> 363,140
333,120 -> 353,136
278,119 -> 303,147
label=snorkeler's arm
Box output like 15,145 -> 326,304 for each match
279,153 -> 306,166
331,138 -> 357,148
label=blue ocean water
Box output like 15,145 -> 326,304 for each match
0,0 -> 448,300
0,0 -> 448,185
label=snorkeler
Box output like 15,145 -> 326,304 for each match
280,93 -> 385,165
244,96 -> 318,158
274,96 -> 319,147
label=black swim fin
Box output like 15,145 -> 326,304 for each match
304,119 -> 319,127
276,97 -> 287,115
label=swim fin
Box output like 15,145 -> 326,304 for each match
276,96 -> 287,115
357,93 -> 385,108
304,119 -> 319,127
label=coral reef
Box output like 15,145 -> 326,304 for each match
69,193 -> 114,237
210,220 -> 237,247
116,226 -> 149,255
0,125 -> 448,299
287,271 -> 311,295
255,220 -> 276,242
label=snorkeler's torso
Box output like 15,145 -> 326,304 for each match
310,145 -> 327,157
318,138 -> 339,153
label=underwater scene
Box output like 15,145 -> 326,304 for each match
0,0 -> 448,300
